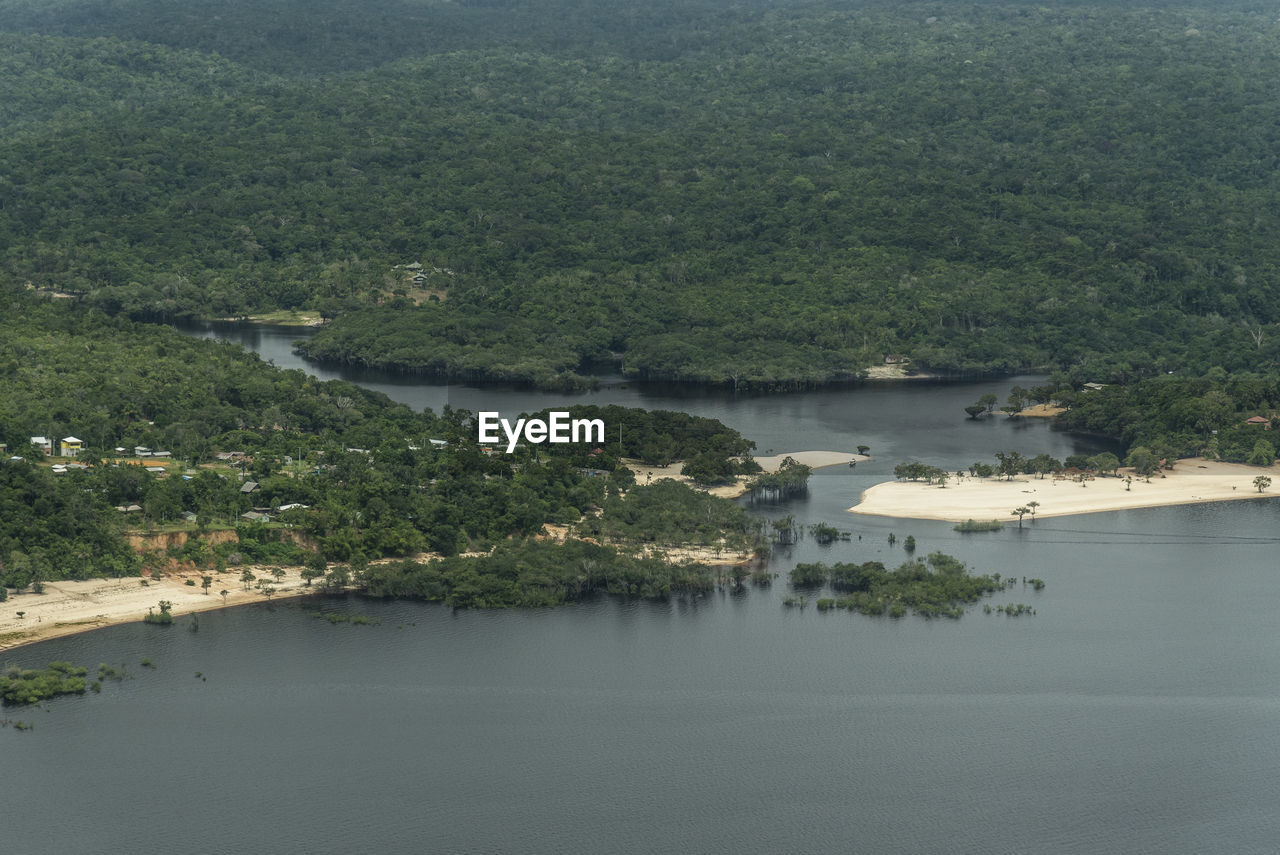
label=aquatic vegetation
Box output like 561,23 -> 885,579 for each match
1,661 -> 89,706
790,553 -> 1013,619
143,601 -> 174,625
309,611 -> 380,626
808,523 -> 851,545
954,520 -> 1003,533
362,539 -> 719,609
748,459 -> 812,499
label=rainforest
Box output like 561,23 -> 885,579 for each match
4,0 -> 1280,387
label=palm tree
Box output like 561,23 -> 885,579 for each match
1013,506 -> 1030,528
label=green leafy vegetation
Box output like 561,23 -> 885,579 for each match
808,523 -> 850,545
143,600 -> 174,624
1,661 -> 88,705
534,405 -> 756,467
747,458 -> 812,498
577,480 -> 762,553
361,539 -> 720,609
893,461 -> 949,485
1057,375 -> 1280,462
788,552 -> 1014,618
309,610 -> 380,626
986,604 -> 1036,617
954,519 -> 1003,533
0,298 -> 759,596
2,2 -> 1280,386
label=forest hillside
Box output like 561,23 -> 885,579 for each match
2,1 -> 1278,387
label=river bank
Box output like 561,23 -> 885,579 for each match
849,458 -> 1280,522
0,572 -> 318,653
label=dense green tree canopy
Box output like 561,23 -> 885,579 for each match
4,1 -> 1280,386
1056,374 -> 1280,462
0,296 -> 760,590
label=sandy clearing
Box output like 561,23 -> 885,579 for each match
624,450 -> 866,499
1016,404 -> 1067,418
849,458 -> 1280,522
863,365 -> 941,381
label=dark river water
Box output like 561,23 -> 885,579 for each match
8,325 -> 1279,854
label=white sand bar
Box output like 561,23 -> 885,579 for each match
754,450 -> 865,471
0,572 -> 315,653
850,458 -> 1280,522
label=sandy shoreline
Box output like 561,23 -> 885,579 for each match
0,571 -> 319,655
849,458 -> 1280,522
625,450 -> 865,498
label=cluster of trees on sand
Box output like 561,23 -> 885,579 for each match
904,386 -> 1280,500
6,2 -> 1280,386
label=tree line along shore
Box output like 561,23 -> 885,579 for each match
8,296 -> 1280,630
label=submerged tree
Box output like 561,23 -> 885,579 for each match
771,514 -> 798,546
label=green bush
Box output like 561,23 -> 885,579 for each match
954,519 -> 1002,533
0,662 -> 89,706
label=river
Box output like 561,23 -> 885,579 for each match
7,324 -> 1278,854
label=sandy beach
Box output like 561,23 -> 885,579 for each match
625,450 -> 865,498
850,458 -> 1280,522
1016,403 -> 1067,418
0,570 -> 318,654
